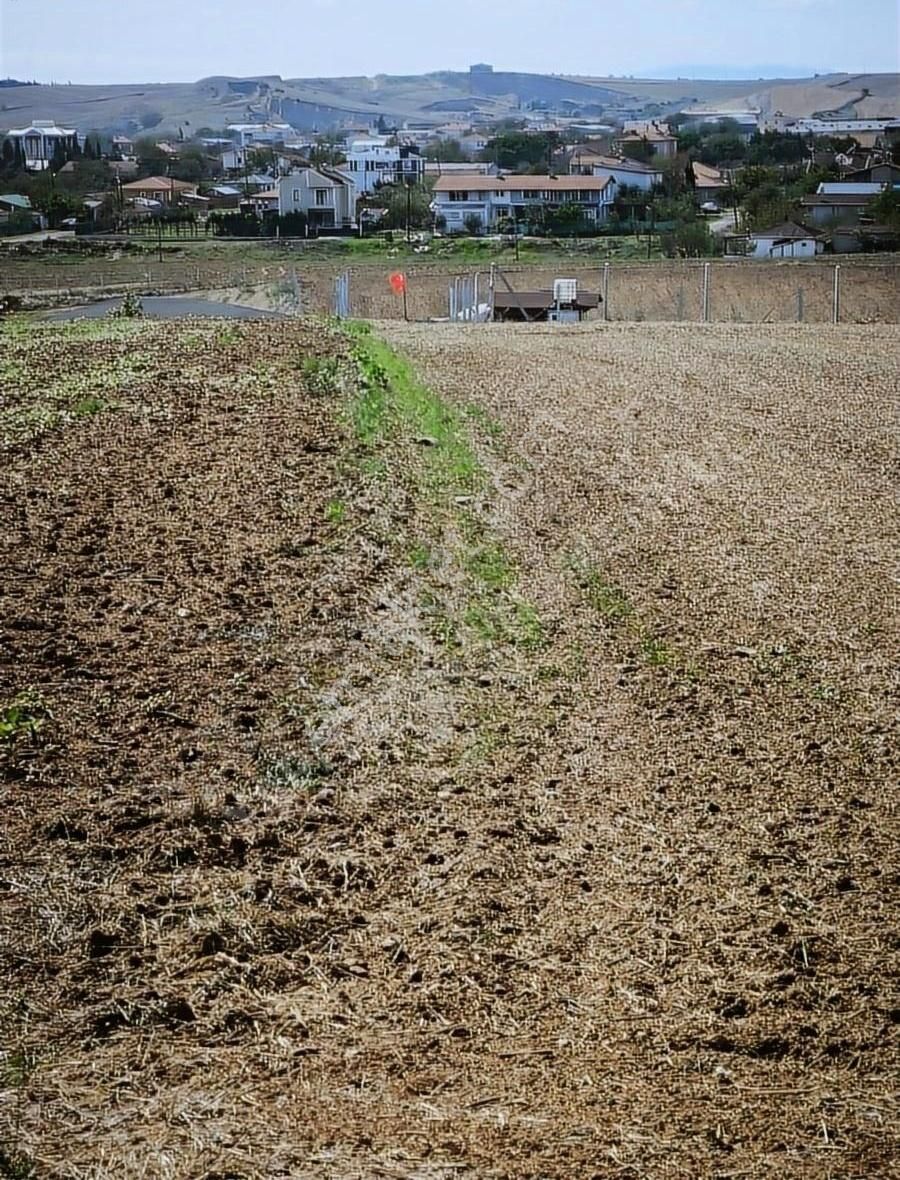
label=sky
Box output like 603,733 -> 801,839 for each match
1,0 -> 897,83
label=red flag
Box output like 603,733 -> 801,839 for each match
389,272 -> 407,296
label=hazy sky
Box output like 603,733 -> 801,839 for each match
1,0 -> 897,83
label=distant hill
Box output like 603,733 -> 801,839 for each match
0,69 -> 897,135
648,65 -> 829,80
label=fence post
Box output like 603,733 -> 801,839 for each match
473,273 -> 479,321
676,286 -> 684,322
602,263 -> 610,321
797,287 -> 804,323
832,265 -> 841,325
701,263 -> 711,323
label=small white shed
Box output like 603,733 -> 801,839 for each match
748,222 -> 825,259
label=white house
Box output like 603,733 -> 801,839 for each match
278,167 -> 356,229
431,173 -> 616,234
227,122 -> 295,147
345,137 -> 424,193
740,222 -> 825,259
5,120 -> 78,170
613,125 -> 677,159
568,150 -> 663,193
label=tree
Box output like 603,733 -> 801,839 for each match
134,138 -> 170,175
676,128 -> 702,154
50,139 -> 68,174
745,131 -> 807,166
619,136 -> 653,163
309,135 -> 346,168
481,132 -> 556,172
169,146 -> 212,183
57,158 -> 112,194
869,187 -> 900,230
463,212 -> 482,235
423,139 -> 468,163
246,146 -> 276,173
660,220 -> 716,257
700,132 -> 746,167
378,182 -> 432,231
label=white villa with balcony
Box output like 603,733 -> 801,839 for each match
5,120 -> 78,170
431,174 -> 616,233
345,137 -> 424,193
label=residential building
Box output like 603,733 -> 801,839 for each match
345,137 -> 424,193
817,182 -> 885,196
108,159 -> 139,180
691,162 -> 728,201
111,135 -> 135,160
778,117 -> 899,137
622,120 -> 672,136
568,150 -> 663,192
728,222 -> 825,259
423,161 -> 498,179
0,193 -> 33,214
679,108 -> 760,135
458,133 -> 489,158
0,193 -> 42,230
221,148 -> 248,172
831,224 -> 900,253
431,174 -> 616,234
843,162 -> 900,185
227,172 -> 277,193
614,125 -> 677,159
120,176 -> 198,206
800,187 -> 883,226
220,146 -> 286,174
243,188 -> 279,215
5,120 -> 78,170
277,167 -> 356,229
227,122 -> 295,147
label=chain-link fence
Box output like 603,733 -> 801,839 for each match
6,256 -> 898,323
337,260 -> 899,324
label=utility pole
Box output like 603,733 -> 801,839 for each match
647,200 -> 655,260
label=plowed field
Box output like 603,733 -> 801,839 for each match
1,316 -> 897,1179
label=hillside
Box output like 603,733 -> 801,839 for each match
1,68 -> 897,135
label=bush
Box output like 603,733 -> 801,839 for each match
660,220 -> 717,258
210,210 -> 309,238
108,292 -> 144,318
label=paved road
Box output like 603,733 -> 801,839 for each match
709,211 -> 738,236
43,297 -> 283,321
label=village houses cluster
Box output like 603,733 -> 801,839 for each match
2,83 -> 899,254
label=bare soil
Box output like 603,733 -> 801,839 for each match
1,317 -> 897,1179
